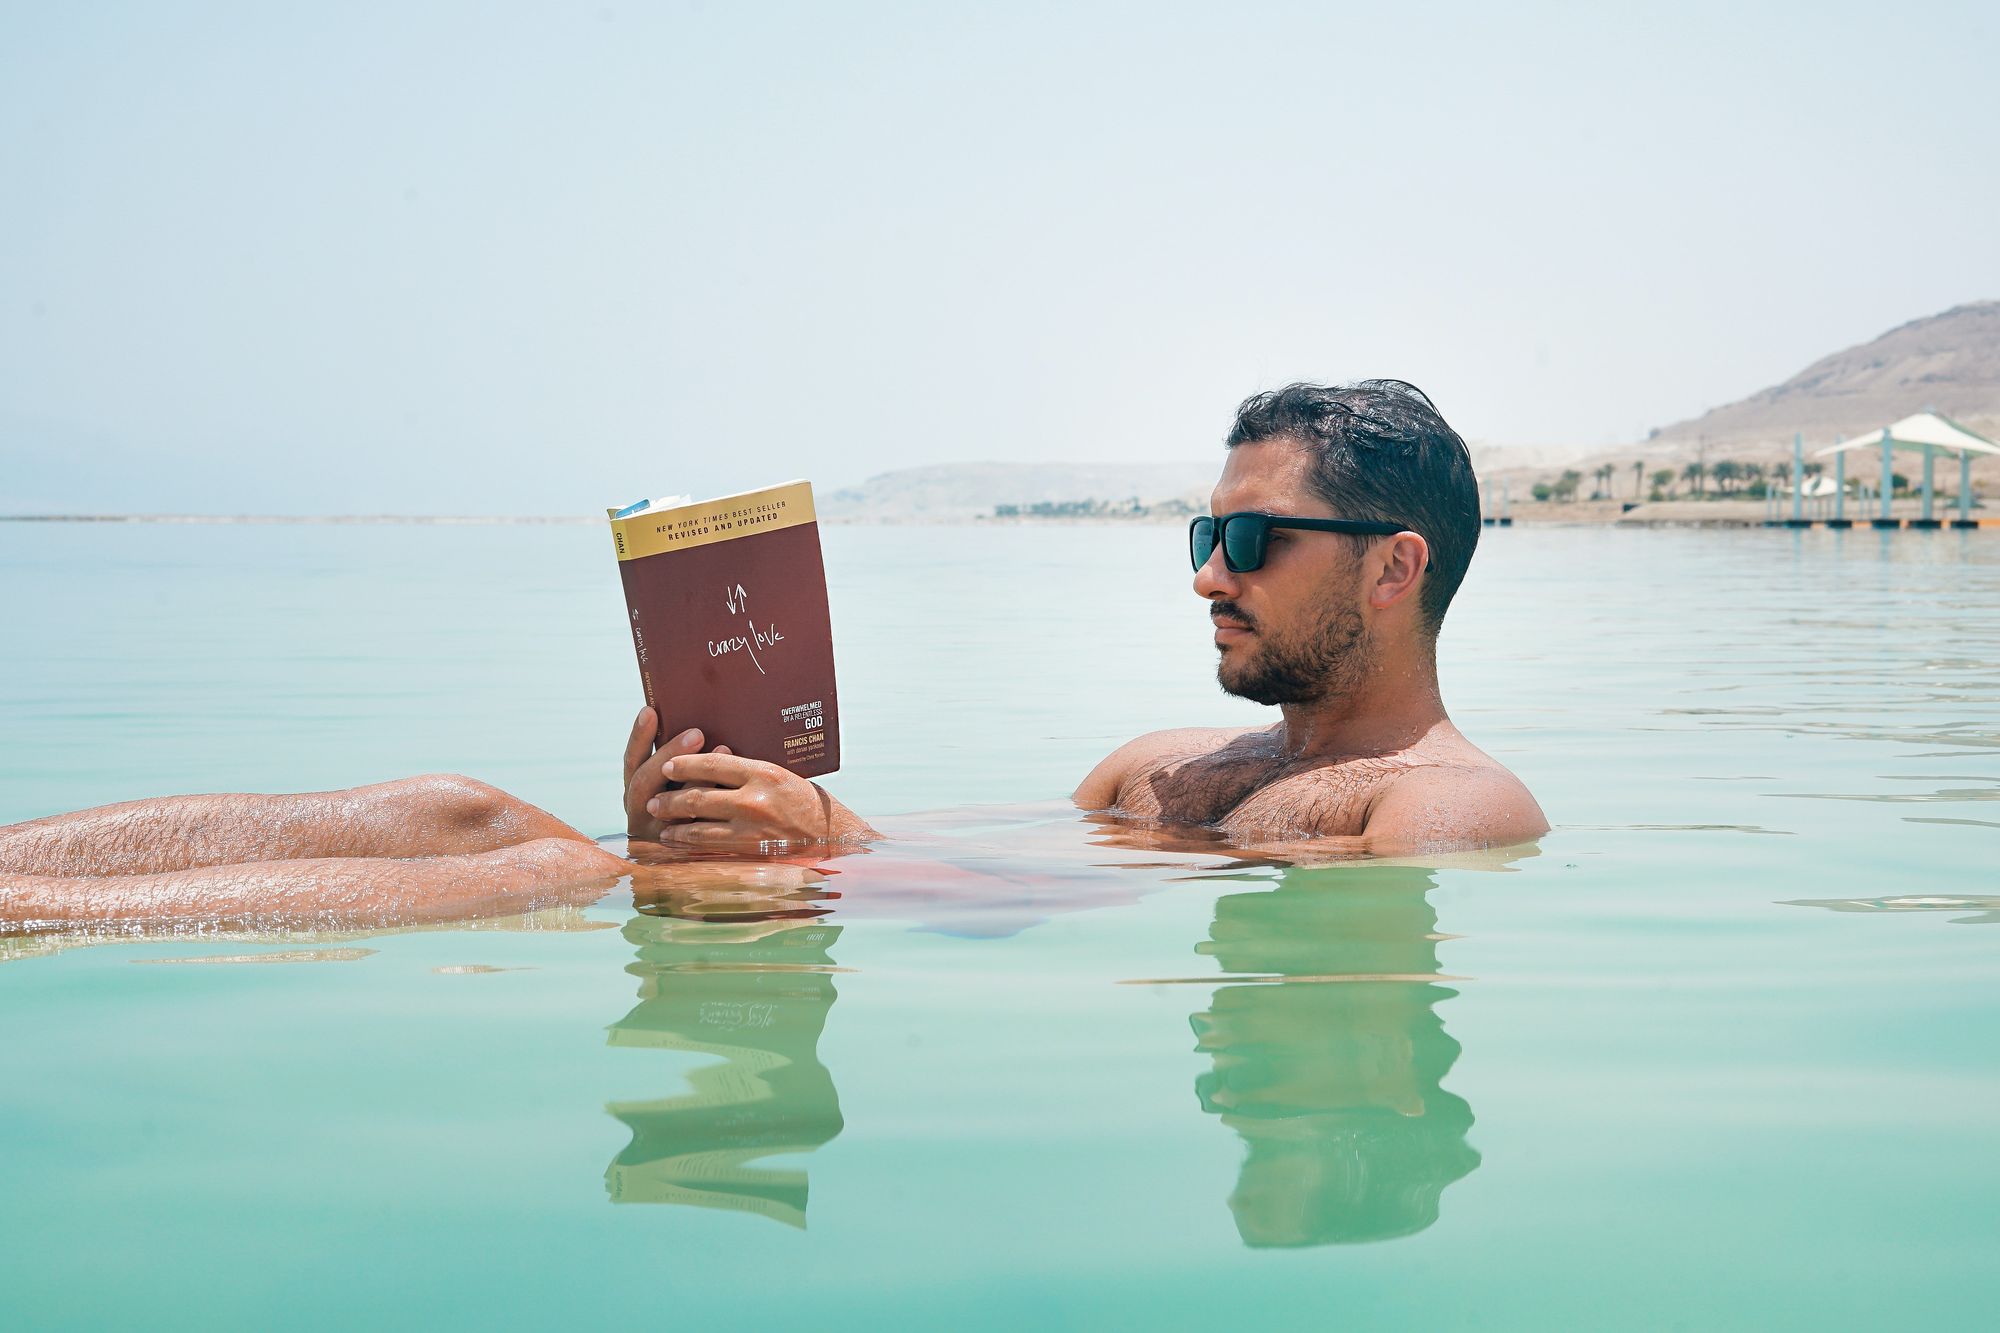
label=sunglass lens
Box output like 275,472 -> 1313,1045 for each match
1189,517 -> 1216,571
1222,515 -> 1266,572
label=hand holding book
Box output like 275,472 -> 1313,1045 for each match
611,480 -> 865,849
622,707 -> 726,842
622,706 -> 875,848
649,751 -> 875,847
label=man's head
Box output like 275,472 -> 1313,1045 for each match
1196,379 -> 1479,707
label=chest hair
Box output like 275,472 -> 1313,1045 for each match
1119,735 -> 1417,838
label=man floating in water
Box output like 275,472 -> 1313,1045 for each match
628,380 -> 1546,854
0,380 -> 1545,930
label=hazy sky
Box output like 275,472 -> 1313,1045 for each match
3,1 -> 1997,513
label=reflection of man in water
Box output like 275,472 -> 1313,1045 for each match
1,380 -> 1543,929
1189,865 -> 1478,1246
604,911 -> 845,1227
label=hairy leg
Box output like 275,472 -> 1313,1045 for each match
0,774 -> 593,878
0,836 -> 629,933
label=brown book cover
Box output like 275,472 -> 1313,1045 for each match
607,480 -> 839,778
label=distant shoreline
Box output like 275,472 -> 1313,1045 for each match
2,501 -> 1989,530
0,514 -> 600,525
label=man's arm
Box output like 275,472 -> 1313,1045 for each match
1073,728 -> 1247,810
0,774 -> 595,879
0,837 -> 629,933
1073,737 -> 1146,810
1355,764 -> 1549,857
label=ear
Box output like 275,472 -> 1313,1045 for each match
1366,532 -> 1429,612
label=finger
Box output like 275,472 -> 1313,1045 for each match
656,819 -> 756,848
650,785 -> 770,825
671,744 -> 734,789
649,786 -> 751,823
623,707 -> 659,786
679,745 -> 733,785
625,726 -> 706,816
661,752 -> 772,790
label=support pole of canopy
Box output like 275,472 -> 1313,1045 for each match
1961,451 -> 1972,524
1835,448 -> 1846,522
1791,432 -> 1804,523
1922,444 -> 1935,522
1880,428 -> 1893,523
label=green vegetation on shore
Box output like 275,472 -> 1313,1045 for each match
989,497 -> 1198,519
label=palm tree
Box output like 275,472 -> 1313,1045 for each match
1712,459 -> 1740,494
1632,459 -> 1645,499
1682,460 -> 1706,497
1651,468 -> 1676,500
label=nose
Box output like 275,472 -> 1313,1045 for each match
1193,545 -> 1241,602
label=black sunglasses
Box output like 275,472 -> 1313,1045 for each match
1189,511 -> 1420,573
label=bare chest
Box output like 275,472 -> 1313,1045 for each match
1116,747 -> 1407,837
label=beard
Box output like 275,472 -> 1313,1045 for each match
1213,598 -> 1372,707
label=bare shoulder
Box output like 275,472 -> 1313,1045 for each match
1363,755 -> 1548,855
1073,727 -> 1258,809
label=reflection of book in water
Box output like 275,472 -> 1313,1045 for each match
607,481 -> 839,777
603,915 -> 845,1227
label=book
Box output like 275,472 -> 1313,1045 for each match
607,480 -> 839,778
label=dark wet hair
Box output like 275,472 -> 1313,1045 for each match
1225,379 -> 1479,637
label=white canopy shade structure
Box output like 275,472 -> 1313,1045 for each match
1812,412 -> 2000,524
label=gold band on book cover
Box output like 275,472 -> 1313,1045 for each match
609,482 -> 818,562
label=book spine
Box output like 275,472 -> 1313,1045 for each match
616,560 -> 662,740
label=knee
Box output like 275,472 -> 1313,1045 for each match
397,773 -> 517,833
402,773 -> 584,847
493,836 -> 628,881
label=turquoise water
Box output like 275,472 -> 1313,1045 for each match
3,520 -> 1997,1329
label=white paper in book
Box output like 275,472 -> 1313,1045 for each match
613,494 -> 695,518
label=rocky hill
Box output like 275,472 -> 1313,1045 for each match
1482,300 -> 2000,504
1648,300 -> 2000,451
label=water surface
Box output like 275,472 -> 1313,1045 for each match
2,522 -> 1996,1329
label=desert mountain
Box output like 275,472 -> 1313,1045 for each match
1478,300 -> 2000,500
1647,300 -> 2000,452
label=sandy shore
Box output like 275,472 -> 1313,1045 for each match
1492,498 -> 1994,527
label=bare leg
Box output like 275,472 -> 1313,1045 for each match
0,774 -> 593,878
0,837 -> 629,933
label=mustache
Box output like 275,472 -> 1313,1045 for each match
1209,601 -> 1257,630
